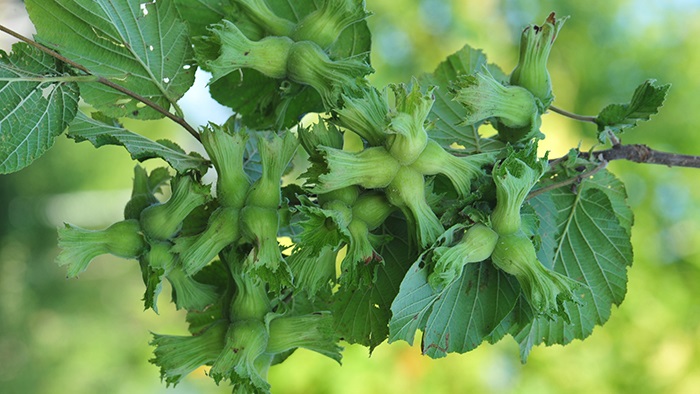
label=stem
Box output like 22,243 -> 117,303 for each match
549,105 -> 597,124
0,75 -> 100,83
0,24 -> 90,73
527,160 -> 607,199
581,144 -> 700,168
605,130 -> 621,146
0,24 -> 200,142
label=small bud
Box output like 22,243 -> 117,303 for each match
205,20 -> 295,82
286,41 -> 373,108
318,185 -> 360,207
351,192 -> 396,230
57,219 -> 146,277
510,13 -> 567,109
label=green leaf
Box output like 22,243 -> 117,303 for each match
332,216 -> 415,351
67,112 -> 209,175
419,45 -> 505,153
583,170 -> 633,235
173,0 -> 232,37
139,258 -> 165,313
595,79 -> 670,143
26,0 -> 196,120
243,131 -> 263,182
0,43 -> 80,174
389,254 -> 520,358
386,255 -> 435,345
205,0 -> 371,129
185,260 -> 234,335
422,263 -> 519,357
513,181 -> 633,361
185,260 -> 232,335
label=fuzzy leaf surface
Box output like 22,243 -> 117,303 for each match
420,45 -> 504,153
332,217 -> 414,351
596,79 -> 670,143
512,175 -> 633,361
389,254 -> 519,358
173,0 -> 232,36
26,0 -> 196,119
67,112 -> 209,174
0,43 -> 79,173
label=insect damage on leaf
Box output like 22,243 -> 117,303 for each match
1,2 -> 680,392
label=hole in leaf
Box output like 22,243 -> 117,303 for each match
115,98 -> 133,106
40,85 -> 55,100
140,1 -> 156,16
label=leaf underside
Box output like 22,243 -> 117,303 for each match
333,216 -> 415,352
514,172 -> 633,361
26,0 -> 196,120
67,111 -> 209,175
389,169 -> 633,361
0,43 -> 79,173
419,45 -> 505,153
595,79 -> 670,143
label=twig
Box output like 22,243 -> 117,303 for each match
580,144 -> 700,168
0,24 -> 201,142
528,160 -> 608,199
606,130 -> 621,147
549,105 -> 597,124
530,143 -> 700,198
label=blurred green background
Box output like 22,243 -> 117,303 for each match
2,0 -> 700,393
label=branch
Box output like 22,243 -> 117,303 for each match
0,24 -> 201,142
580,144 -> 700,168
529,143 -> 700,198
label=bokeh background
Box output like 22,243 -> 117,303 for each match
2,0 -> 700,393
